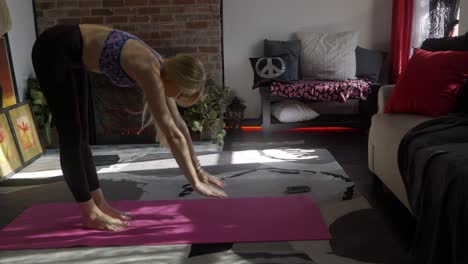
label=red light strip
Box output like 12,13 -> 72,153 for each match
288,127 -> 356,132
238,126 -> 356,132
240,126 -> 262,132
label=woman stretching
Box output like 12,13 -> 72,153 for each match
31,24 -> 227,232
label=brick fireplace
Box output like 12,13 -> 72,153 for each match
33,0 -> 222,144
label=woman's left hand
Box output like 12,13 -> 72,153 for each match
197,169 -> 225,189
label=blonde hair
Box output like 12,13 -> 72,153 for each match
140,54 -> 206,148
164,55 -> 206,107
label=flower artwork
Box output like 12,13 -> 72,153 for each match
0,113 -> 22,179
7,103 -> 44,164
0,126 -> 10,162
15,116 -> 35,150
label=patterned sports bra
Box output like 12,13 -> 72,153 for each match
99,29 -> 164,87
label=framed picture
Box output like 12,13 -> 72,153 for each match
6,102 -> 44,165
0,34 -> 18,108
0,111 -> 22,180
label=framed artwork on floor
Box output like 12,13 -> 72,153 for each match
6,102 -> 44,165
0,34 -> 18,109
0,111 -> 22,181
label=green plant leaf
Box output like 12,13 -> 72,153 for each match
181,78 -> 231,138
31,104 -> 41,112
30,89 -> 45,103
35,115 -> 45,127
44,126 -> 51,145
190,121 -> 202,132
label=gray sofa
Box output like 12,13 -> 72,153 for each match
368,85 -> 433,211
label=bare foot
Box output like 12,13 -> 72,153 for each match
91,189 -> 134,221
82,211 -> 129,232
98,202 -> 134,221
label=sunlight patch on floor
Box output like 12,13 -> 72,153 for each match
7,149 -> 320,180
9,169 -> 64,179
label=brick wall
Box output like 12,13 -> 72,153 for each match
34,0 -> 222,82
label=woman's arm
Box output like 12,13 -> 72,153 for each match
133,63 -> 225,197
166,97 -> 225,189
165,97 -> 199,169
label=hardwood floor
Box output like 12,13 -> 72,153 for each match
224,127 -> 415,250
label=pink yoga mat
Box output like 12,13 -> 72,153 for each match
0,195 -> 331,250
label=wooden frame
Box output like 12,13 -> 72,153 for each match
0,109 -> 23,181
5,102 -> 44,166
0,34 -> 19,109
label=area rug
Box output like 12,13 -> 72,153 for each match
0,147 -> 405,264
93,155 -> 120,166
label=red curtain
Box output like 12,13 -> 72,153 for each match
389,0 -> 414,83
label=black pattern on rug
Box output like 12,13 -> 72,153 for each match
178,167 -> 354,201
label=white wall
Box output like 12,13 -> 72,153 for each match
223,0 -> 393,118
6,0 -> 36,102
460,0 -> 468,34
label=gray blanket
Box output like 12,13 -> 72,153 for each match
398,115 -> 468,264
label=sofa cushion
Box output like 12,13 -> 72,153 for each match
385,49 -> 468,117
268,79 -> 370,102
249,54 -> 292,89
355,46 -> 386,83
295,31 -> 359,80
272,100 -> 319,123
368,113 -> 433,210
421,33 -> 468,114
264,39 -> 301,80
420,32 -> 468,51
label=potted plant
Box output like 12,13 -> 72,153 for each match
182,79 -> 230,146
25,78 -> 57,147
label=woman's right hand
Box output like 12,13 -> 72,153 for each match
193,181 -> 227,198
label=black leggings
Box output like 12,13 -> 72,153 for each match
32,24 -> 99,203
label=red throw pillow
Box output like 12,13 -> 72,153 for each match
385,49 -> 468,117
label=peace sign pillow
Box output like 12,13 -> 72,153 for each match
249,54 -> 293,89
